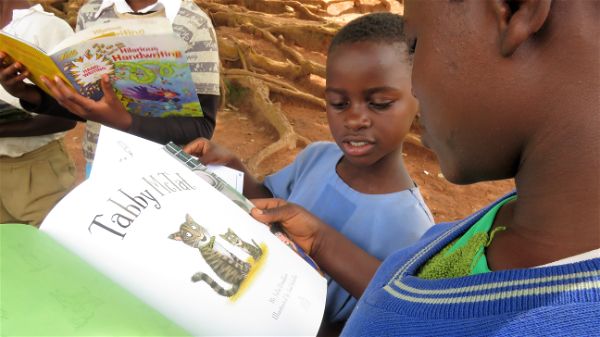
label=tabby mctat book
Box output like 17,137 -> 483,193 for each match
1,130 -> 326,336
0,17 -> 202,118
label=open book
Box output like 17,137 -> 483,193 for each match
0,18 -> 202,117
1,129 -> 326,336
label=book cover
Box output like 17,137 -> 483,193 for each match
0,18 -> 202,117
12,128 -> 327,336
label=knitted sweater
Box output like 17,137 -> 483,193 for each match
342,192 -> 600,336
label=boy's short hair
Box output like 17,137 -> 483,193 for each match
329,12 -> 407,54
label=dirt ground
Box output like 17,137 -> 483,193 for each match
61,0 -> 514,224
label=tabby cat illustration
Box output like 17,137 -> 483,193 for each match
220,228 -> 263,260
169,214 -> 250,297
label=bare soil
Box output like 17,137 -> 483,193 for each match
61,1 -> 514,224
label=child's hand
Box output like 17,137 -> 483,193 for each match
250,198 -> 326,255
0,52 -> 38,101
183,137 -> 238,166
41,74 -> 132,130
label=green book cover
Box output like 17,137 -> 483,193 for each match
0,224 -> 189,336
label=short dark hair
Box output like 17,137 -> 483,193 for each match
328,12 -> 407,54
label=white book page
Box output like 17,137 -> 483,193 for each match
92,126 -> 244,193
49,17 -> 174,55
40,143 -> 326,336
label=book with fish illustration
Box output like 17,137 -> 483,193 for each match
1,129 -> 326,336
0,17 -> 202,118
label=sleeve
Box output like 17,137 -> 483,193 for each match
173,3 -> 220,96
263,144 -> 319,199
32,16 -> 74,52
127,93 -> 216,144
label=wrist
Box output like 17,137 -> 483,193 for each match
309,224 -> 332,261
19,84 -> 42,106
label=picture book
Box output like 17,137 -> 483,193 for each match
92,126 -> 320,271
1,128 -> 327,336
0,17 -> 202,118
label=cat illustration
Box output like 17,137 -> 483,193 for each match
220,228 -> 263,260
169,214 -> 250,297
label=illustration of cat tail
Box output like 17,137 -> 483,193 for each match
191,272 -> 239,297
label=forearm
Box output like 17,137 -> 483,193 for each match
312,226 -> 381,298
0,115 -> 76,137
20,88 -> 85,122
127,94 -> 219,144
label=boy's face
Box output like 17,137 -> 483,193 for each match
326,41 -> 417,169
405,1 -> 524,184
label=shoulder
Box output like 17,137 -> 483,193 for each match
174,1 -> 214,29
28,14 -> 72,37
292,141 -> 340,169
76,0 -> 103,29
299,141 -> 340,159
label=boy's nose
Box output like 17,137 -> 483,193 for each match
344,105 -> 371,130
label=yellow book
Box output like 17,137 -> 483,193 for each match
0,32 -> 71,95
0,18 -> 202,117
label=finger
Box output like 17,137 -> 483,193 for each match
5,71 -> 29,86
183,138 -> 208,156
100,74 -> 117,101
47,76 -> 94,117
0,62 -> 20,82
250,199 -> 298,224
250,198 -> 288,210
54,76 -> 94,108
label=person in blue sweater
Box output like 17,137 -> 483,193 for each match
251,0 -> 600,336
183,13 -> 434,333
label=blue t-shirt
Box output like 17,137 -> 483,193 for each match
264,142 -> 434,322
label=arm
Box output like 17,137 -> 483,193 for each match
183,138 -> 273,199
0,114 -> 76,137
39,75 -> 218,144
250,199 -> 380,298
127,94 -> 218,144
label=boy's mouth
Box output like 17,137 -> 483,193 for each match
341,139 -> 375,156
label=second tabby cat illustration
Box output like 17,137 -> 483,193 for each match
169,214 -> 263,297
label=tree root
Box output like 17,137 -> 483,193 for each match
230,76 -> 310,173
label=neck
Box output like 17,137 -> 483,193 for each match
486,1 -> 600,270
337,146 -> 414,194
126,0 -> 158,12
488,84 -> 599,270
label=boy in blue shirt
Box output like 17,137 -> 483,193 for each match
184,13 -> 434,330
252,0 -> 600,336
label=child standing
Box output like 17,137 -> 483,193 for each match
0,2 -> 76,226
184,13 -> 434,329
252,1 -> 600,336
18,0 -> 220,177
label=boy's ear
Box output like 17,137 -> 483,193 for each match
490,0 -> 552,56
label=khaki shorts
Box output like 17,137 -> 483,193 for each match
0,139 -> 76,227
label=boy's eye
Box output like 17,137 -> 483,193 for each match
328,100 -> 349,110
369,101 -> 393,110
408,38 -> 417,55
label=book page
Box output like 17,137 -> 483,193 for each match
91,126 -> 243,193
40,139 -> 327,336
48,17 -> 173,55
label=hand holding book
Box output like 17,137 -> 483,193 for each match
41,73 -> 133,130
